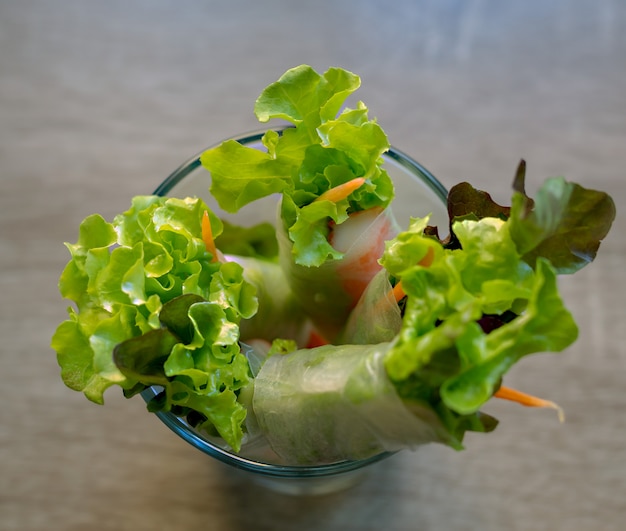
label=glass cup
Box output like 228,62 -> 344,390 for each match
142,128 -> 448,495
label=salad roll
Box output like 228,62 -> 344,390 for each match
276,205 -> 399,341
200,65 -> 396,341
250,169 -> 615,464
252,343 -> 455,465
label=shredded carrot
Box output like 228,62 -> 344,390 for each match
201,210 -> 219,263
315,177 -> 366,204
494,385 -> 565,423
391,280 -> 406,303
418,246 -> 435,268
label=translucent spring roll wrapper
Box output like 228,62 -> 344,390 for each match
339,269 -> 402,345
251,343 -> 451,465
224,255 -> 312,347
277,207 -> 400,342
231,340 -> 284,462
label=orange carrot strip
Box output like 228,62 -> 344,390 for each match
495,385 -> 565,422
314,177 -> 366,204
391,281 -> 406,303
418,246 -> 435,268
201,210 -> 219,263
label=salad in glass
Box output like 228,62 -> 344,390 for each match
51,65 -> 615,470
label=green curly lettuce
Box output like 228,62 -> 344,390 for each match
382,217 -> 578,427
200,64 -> 394,267
51,195 -> 258,450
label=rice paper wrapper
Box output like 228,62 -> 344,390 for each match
227,255 -> 312,348
252,343 -> 450,465
340,269 -> 402,344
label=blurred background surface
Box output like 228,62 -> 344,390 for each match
1,1 -> 625,530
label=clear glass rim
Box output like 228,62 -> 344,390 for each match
153,127 -> 448,203
144,127 -> 448,479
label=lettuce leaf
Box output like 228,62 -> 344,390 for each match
441,161 -> 616,273
508,176 -> 616,273
215,220 -> 278,259
440,259 -> 577,413
51,196 -> 258,450
200,64 -> 394,266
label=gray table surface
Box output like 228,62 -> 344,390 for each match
2,1 -> 625,530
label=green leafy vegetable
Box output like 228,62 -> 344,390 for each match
51,195 -> 258,450
508,176 -> 616,273
378,215 -> 576,447
200,64 -> 394,266
215,220 -> 278,259
441,161 -> 616,274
